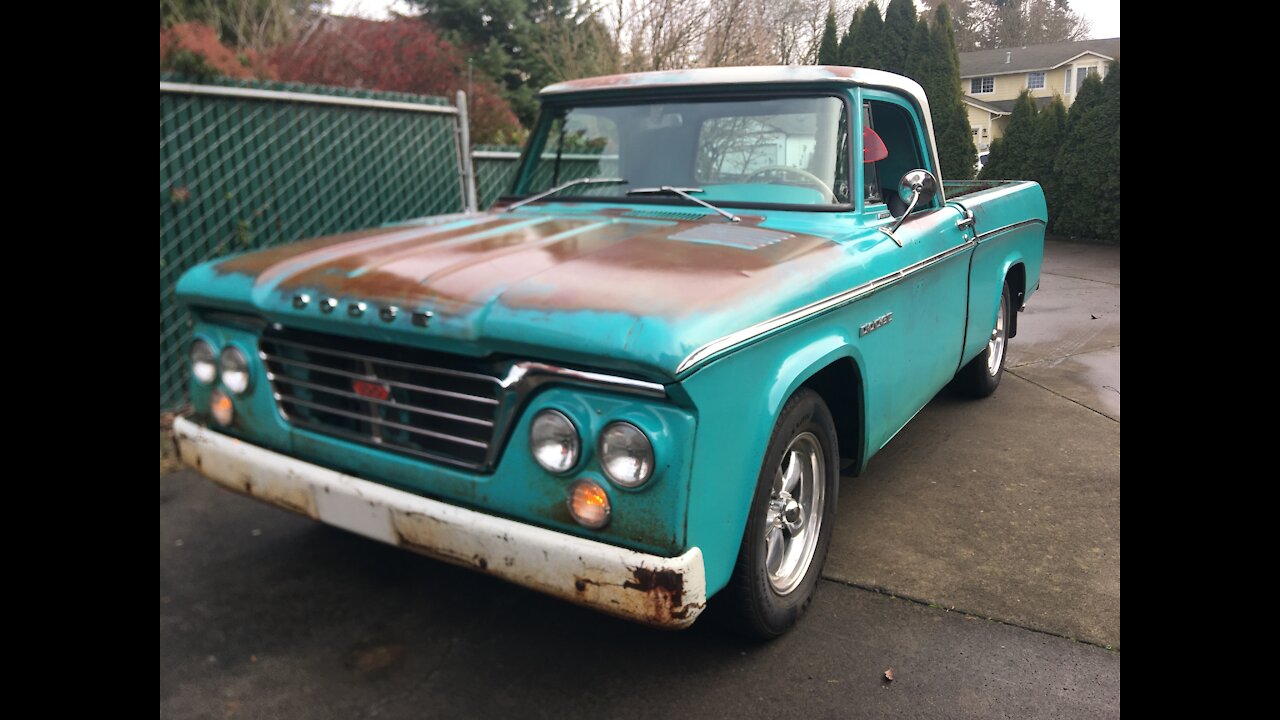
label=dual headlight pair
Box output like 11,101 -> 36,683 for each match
191,339 -> 252,426
190,339 -> 252,394
529,410 -> 654,488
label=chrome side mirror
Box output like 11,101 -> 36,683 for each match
887,169 -> 938,236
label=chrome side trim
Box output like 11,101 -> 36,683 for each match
676,239 -> 975,374
503,362 -> 667,398
975,218 -> 1046,242
159,81 -> 459,115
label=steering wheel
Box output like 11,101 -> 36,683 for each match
744,165 -> 835,202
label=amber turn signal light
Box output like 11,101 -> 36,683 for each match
211,389 -> 234,426
567,479 -> 611,529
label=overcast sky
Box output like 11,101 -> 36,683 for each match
330,1 -> 1119,40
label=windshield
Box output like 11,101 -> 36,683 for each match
514,95 -> 852,208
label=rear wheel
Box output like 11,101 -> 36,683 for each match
953,280 -> 1011,398
723,388 -> 839,639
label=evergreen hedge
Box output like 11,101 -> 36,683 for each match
980,61 -> 1120,243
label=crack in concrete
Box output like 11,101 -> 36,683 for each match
819,576 -> 1119,653
1041,270 -> 1120,287
1006,370 -> 1119,423
1008,343 -> 1121,370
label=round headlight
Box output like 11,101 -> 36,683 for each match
599,422 -> 654,488
220,346 -> 251,395
191,340 -> 217,386
530,409 -> 580,473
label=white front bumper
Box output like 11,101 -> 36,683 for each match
172,417 -> 706,628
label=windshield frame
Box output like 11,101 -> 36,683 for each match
500,89 -> 858,213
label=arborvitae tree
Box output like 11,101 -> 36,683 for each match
928,3 -> 977,179
882,0 -> 917,75
1032,96 -> 1066,177
818,4 -> 841,64
847,1 -> 884,68
1097,62 -> 1120,242
906,16 -> 936,82
1050,61 -> 1120,242
1032,95 -> 1068,221
838,8 -> 864,65
979,91 -> 1038,179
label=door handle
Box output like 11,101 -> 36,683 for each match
956,208 -> 975,231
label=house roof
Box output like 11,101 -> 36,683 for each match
959,38 -> 1120,78
969,96 -> 1059,114
962,96 -> 1011,115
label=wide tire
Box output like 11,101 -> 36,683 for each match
953,280 -> 1012,398
722,387 -> 839,639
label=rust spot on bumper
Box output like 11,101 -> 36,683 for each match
624,567 -> 702,624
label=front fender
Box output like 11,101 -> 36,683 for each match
676,316 -> 864,596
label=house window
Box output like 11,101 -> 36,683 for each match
970,76 -> 994,94
1065,68 -> 1073,93
1076,66 -> 1097,92
1027,71 -> 1045,90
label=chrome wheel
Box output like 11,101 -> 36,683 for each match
764,432 -> 826,595
986,293 -> 1007,376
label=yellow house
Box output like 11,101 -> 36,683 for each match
960,37 -> 1120,162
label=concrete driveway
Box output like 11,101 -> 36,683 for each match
160,239 -> 1120,719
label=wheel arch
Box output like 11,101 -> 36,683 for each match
1005,261 -> 1026,338
798,356 -> 865,475
764,339 -> 868,475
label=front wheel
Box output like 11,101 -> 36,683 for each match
722,387 -> 839,639
953,280 -> 1011,398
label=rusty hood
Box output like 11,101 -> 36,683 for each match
176,207 -> 863,379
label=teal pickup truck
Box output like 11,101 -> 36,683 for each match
172,66 -> 1045,638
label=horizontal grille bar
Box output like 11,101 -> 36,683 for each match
270,375 -> 494,427
277,395 -> 489,449
264,335 -> 500,384
261,352 -> 499,405
284,415 -> 487,467
261,327 -> 504,470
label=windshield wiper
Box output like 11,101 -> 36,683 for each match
625,186 -> 740,223
505,177 -> 627,212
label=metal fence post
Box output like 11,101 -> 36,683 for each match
456,90 -> 478,213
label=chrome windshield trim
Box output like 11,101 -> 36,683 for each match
676,238 -> 976,375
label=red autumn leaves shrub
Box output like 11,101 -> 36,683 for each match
269,17 -> 521,144
159,17 -> 522,144
160,22 -> 267,80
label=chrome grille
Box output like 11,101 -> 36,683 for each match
261,327 -> 502,469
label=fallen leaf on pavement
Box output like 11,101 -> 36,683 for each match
884,668 -> 894,682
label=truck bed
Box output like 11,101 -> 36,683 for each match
943,180 -> 1025,199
